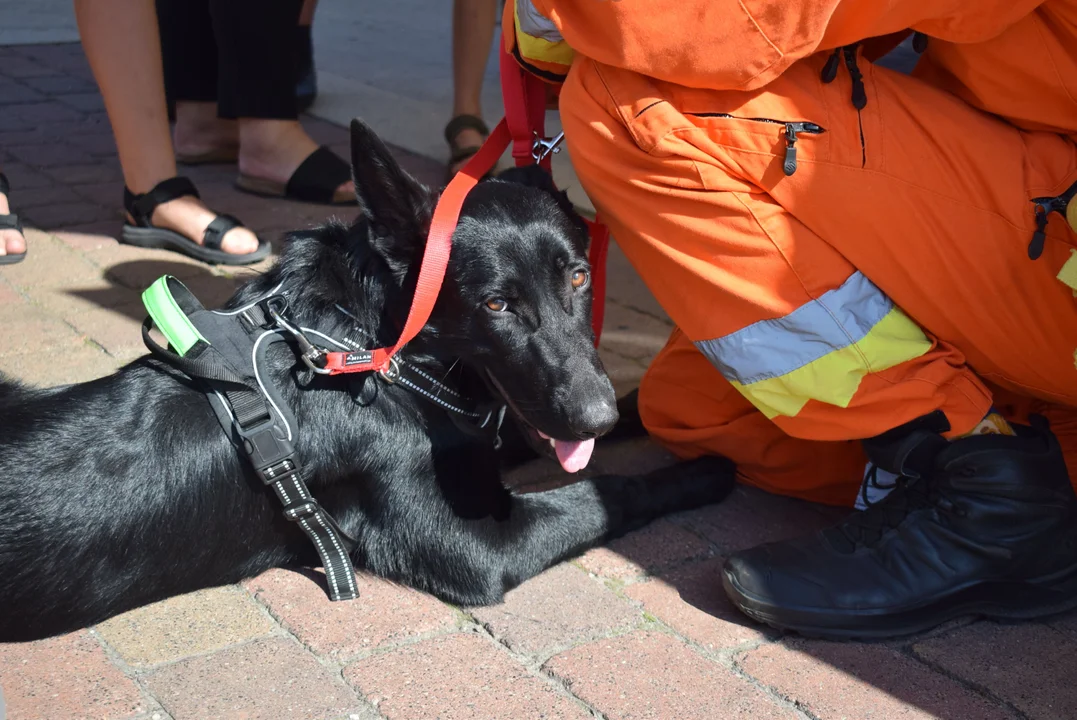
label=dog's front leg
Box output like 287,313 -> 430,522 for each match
371,454 -> 734,607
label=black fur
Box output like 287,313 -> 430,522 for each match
0,120 -> 735,643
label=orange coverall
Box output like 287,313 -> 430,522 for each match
504,0 -> 1077,505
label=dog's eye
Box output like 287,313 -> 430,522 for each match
571,270 -> 590,289
486,298 -> 508,312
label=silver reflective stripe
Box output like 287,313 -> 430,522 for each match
517,0 -> 564,43
696,271 -> 893,385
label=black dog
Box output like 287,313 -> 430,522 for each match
0,120 -> 734,643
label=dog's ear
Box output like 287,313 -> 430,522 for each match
350,118 -> 435,260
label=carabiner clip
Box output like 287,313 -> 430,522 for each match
264,299 -> 332,375
532,131 -> 565,164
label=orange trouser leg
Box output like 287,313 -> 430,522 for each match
640,327 -> 867,506
642,331 -> 1077,504
559,51 -> 1077,443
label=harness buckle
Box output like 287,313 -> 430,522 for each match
282,499 -> 319,522
532,131 -> 565,163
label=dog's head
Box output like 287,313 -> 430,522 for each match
349,119 -> 618,470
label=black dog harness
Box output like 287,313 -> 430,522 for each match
141,275 -> 507,602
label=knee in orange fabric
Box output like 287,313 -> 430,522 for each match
640,328 -> 867,507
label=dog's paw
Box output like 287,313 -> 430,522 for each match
663,454 -> 737,508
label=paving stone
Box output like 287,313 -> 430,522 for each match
71,179 -> 124,207
143,637 -> 363,720
21,274 -> 135,317
588,436 -> 678,477
19,73 -> 97,95
577,519 -> 713,581
246,568 -> 457,661
64,301 -> 150,358
43,159 -> 124,185
914,621 -> 1077,719
0,80 -> 46,104
598,300 -> 674,363
89,244 -> 213,289
1048,611 -> 1077,637
94,586 -> 277,668
0,631 -> 146,720
471,563 -> 640,659
741,638 -> 1016,720
678,484 -> 841,555
598,345 -> 649,397
0,343 -> 123,386
22,199 -> 117,228
0,302 -> 84,357
0,228 -> 105,289
53,222 -> 122,251
345,632 -> 590,720
5,101 -> 84,126
545,630 -> 796,720
602,243 -> 670,323
8,141 -> 94,168
625,557 -> 768,650
8,182 -> 82,208
0,55 -> 60,79
0,162 -> 56,189
56,91 -> 107,114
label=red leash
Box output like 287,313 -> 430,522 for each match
323,121 -> 512,375
323,45 -> 610,376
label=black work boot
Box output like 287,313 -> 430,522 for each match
721,412 -> 1077,640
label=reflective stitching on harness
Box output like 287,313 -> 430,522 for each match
298,517 -> 341,594
396,375 -> 481,417
409,367 -> 463,398
313,512 -> 357,596
252,330 -> 293,441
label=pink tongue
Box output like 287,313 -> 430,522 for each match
553,439 -> 595,473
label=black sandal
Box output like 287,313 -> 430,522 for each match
0,172 -> 27,265
235,146 -> 355,205
122,177 -> 271,266
444,114 -> 493,181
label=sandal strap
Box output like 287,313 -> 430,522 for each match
202,213 -> 243,251
284,146 -> 351,204
124,177 -> 200,227
0,172 -> 10,199
444,114 -> 489,147
0,213 -> 22,233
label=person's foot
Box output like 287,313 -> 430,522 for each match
0,185 -> 26,260
126,194 -> 259,256
237,119 -> 353,198
721,413 -> 1077,640
445,114 -> 489,177
173,102 -> 238,162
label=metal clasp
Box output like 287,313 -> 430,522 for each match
532,131 -> 565,163
377,357 -> 401,384
264,297 -> 332,375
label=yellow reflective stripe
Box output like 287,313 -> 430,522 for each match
729,307 -> 933,420
513,3 -> 574,67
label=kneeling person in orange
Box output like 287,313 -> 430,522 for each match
505,0 -> 1077,638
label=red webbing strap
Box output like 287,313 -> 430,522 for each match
586,217 -> 609,344
500,47 -> 549,171
323,120 -> 512,375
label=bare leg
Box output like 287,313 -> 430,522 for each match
448,0 -> 497,173
0,173 -> 25,259
73,0 -> 258,255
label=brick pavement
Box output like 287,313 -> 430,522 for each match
1,41 -> 1075,720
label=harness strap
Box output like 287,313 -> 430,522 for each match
142,276 -> 360,602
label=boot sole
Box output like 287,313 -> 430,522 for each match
722,562 -> 1077,641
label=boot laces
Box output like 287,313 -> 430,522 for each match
838,465 -> 951,548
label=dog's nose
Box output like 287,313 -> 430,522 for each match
570,399 -> 619,440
